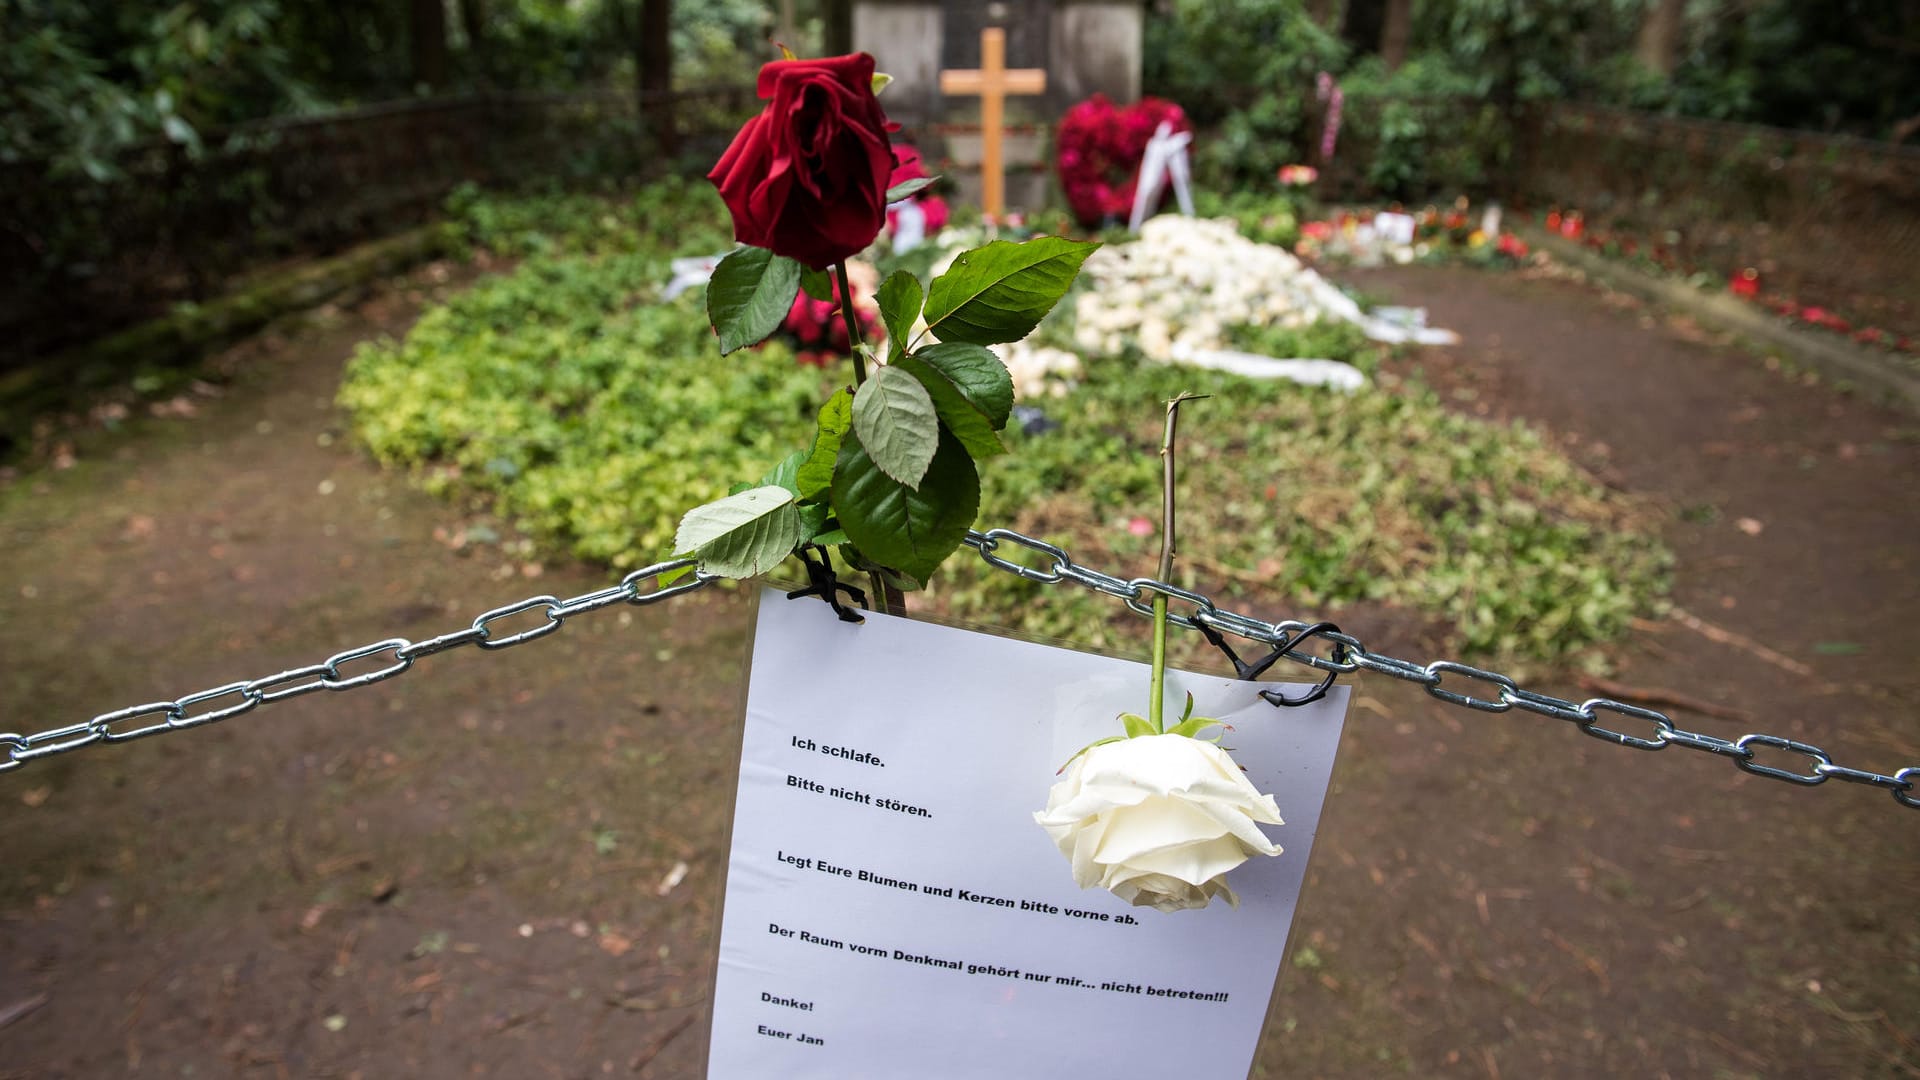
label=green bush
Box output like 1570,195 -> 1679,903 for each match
443,177 -> 733,260
936,363 -> 1667,667
1145,0 -> 1342,190
340,251 -> 827,567
343,190 -> 1669,667
1336,56 -> 1503,200
1192,190 -> 1303,250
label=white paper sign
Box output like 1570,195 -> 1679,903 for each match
706,589 -> 1349,1079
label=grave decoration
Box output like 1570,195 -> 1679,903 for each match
690,48 -> 1098,594
692,50 -> 1352,1078
1538,208 -> 1917,355
1056,94 -> 1191,227
884,144 -> 949,254
781,260 -> 881,367
1035,394 -> 1289,913
1127,120 -> 1197,233
1071,216 -> 1456,376
1293,201 -> 1531,270
939,27 -> 1047,223
1276,164 -> 1318,188
1315,72 -> 1343,162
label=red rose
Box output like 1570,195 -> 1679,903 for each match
708,53 -> 895,270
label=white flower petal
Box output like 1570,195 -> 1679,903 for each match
1033,734 -> 1284,912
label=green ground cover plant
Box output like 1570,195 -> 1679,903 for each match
343,187 -> 1669,666
945,362 -> 1665,665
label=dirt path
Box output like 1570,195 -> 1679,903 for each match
1,261 -> 1915,1079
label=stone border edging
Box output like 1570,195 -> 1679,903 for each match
2,223 -> 457,444
1520,227 -> 1920,415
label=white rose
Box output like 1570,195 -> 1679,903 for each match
1033,734 -> 1283,913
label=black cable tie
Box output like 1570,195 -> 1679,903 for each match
1199,619 -> 1344,708
784,546 -> 868,623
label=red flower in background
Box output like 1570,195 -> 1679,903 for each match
886,143 -> 950,235
1056,94 -> 1190,227
707,53 -> 896,269
782,265 -> 880,366
1729,268 -> 1761,298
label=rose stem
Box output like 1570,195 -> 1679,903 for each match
1150,391 -> 1206,734
833,261 -> 868,387
831,258 -> 905,615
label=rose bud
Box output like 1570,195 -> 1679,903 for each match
708,53 -> 896,270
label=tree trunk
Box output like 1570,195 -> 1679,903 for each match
1380,0 -> 1412,70
1340,0 -> 1386,59
1635,0 -> 1685,77
459,0 -> 489,86
824,0 -> 853,57
410,0 -> 449,91
776,0 -> 797,54
639,0 -> 676,154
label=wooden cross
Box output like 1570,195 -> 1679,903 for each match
939,27 -> 1046,220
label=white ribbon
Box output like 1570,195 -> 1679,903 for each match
1128,121 -> 1196,233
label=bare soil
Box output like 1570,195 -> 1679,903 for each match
1,260 -> 1915,1079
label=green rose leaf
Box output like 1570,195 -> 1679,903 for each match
911,341 -> 1015,429
799,265 -> 835,303
673,485 -> 804,578
758,448 -> 808,498
894,354 -> 1005,460
831,428 -> 979,584
798,501 -> 832,537
707,246 -> 802,355
876,270 -> 924,361
797,388 -> 853,502
921,237 -> 1099,346
884,176 -> 936,203
851,364 -> 939,487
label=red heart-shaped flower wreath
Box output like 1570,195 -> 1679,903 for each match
1055,94 -> 1191,227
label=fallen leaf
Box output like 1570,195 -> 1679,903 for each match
20,786 -> 50,808
598,931 -> 633,957
1735,517 -> 1764,536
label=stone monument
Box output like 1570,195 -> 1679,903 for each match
853,0 -> 1143,212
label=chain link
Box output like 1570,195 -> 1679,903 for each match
0,557 -> 714,776
953,531 -> 1918,814
4,528 -> 1914,814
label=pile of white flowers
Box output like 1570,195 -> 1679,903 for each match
993,340 -> 1082,400
1071,216 -> 1359,364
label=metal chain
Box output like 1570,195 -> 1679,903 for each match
0,557 -> 716,774
959,528 -> 1919,813
4,528 -> 1915,815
